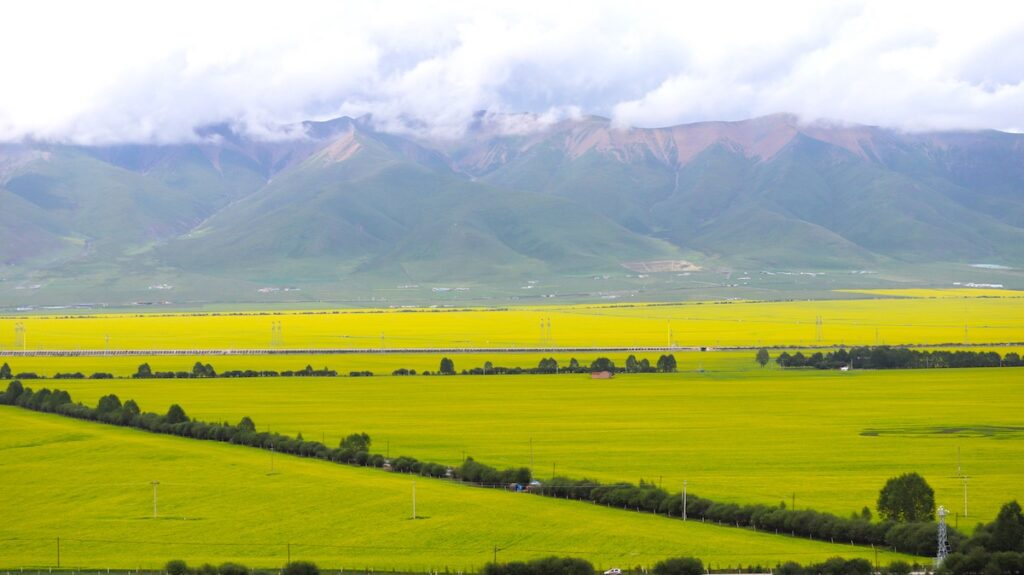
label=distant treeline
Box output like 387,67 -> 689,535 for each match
484,555 -> 936,575
0,355 -> 679,381
165,559 -> 319,575
759,347 -> 1023,370
407,355 -> 677,376
132,362 -> 341,378
1,379 -> 953,557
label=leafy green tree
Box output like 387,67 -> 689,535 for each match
1,380 -> 23,404
989,500 -> 1024,552
237,416 -> 256,432
135,363 -> 153,378
626,355 -> 639,373
0,362 -> 11,379
656,354 -> 678,372
775,561 -> 803,575
123,399 -> 142,415
166,404 -> 189,424
340,432 -> 371,451
218,563 -> 248,575
282,561 -> 319,575
568,358 -> 580,370
96,394 -> 122,414
653,557 -> 704,575
440,357 -> 455,375
877,472 -> 935,522
590,357 -> 615,372
165,560 -> 189,575
756,348 -> 770,367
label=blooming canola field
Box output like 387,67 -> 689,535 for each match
2,292 -> 1023,351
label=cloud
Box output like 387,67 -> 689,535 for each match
1,0 -> 1023,143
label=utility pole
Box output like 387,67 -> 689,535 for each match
682,480 -> 688,521
962,476 -> 969,517
151,481 -> 160,518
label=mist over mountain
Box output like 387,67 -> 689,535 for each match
2,113 -> 1022,298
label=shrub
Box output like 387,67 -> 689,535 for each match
166,560 -> 189,575
282,561 -> 319,575
653,557 -> 703,575
218,562 -> 249,575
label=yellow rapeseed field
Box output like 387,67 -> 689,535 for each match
2,291 -> 1022,351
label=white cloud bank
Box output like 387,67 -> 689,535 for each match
2,0 -> 1023,143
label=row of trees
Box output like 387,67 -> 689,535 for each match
3,354 -> 682,382
425,355 -> 679,376
534,474 -> 959,555
0,378 -> 972,557
757,347 -> 1023,370
485,555 -> 928,575
133,363 -> 339,379
166,559 -> 319,575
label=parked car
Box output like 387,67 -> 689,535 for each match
604,569 -> 622,575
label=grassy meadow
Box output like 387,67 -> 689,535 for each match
27,366 -> 1024,529
0,407 -> 917,570
2,292 -> 1024,351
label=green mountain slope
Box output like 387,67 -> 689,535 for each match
1,114 -> 1022,298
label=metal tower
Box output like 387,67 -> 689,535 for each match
937,505 -> 949,566
14,322 -> 26,350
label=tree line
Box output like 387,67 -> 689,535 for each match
132,362 -> 340,379
0,379 -> 970,557
0,355 -> 679,382
755,347 -> 1023,370
534,475 -> 957,556
411,355 -> 678,376
485,554 -> 933,575
166,559 -> 319,575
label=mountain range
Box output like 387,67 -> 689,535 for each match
2,113 -> 1023,292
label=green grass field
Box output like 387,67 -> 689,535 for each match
0,407 -> 916,570
31,366 -> 1024,529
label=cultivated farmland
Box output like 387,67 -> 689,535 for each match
0,407 -> 916,570
37,367 -> 1024,527
2,292 -> 1023,351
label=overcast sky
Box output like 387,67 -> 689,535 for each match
3,0 -> 1023,143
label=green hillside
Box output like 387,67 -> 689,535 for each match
2,114 -> 1023,302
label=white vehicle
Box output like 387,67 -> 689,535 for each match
604,569 -> 622,575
